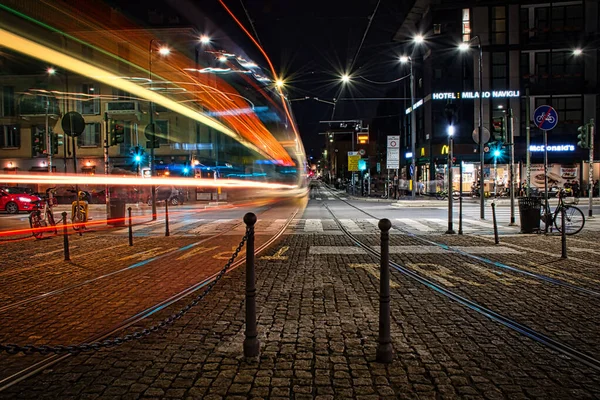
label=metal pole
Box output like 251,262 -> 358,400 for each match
491,202 -> 499,244
128,207 -> 133,246
45,94 -> 52,172
62,211 -> 70,261
544,130 -> 549,233
561,207 -> 567,258
376,218 -> 393,363
459,160 -> 463,235
243,212 -> 260,357
494,155 -> 498,198
525,87 -> 531,196
165,199 -> 170,237
410,60 -> 416,199
477,38 -> 485,219
149,40 -> 157,221
104,112 -> 110,221
508,108 -> 516,225
446,134 -> 455,234
589,119 -> 594,218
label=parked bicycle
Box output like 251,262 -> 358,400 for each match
435,189 -> 460,201
29,187 -> 59,239
71,191 -> 89,232
540,188 -> 585,235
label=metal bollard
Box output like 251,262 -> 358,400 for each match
491,202 -> 499,244
62,212 -> 70,261
128,207 -> 133,246
165,200 -> 170,237
561,207 -> 567,259
376,218 -> 394,363
243,212 -> 260,357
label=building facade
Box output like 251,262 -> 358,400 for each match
393,0 -> 599,194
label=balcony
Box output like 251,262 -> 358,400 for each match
19,95 -> 61,116
105,101 -> 143,119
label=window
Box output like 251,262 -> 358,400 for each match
1,86 -> 15,117
551,51 -> 583,77
112,89 -> 132,100
77,84 -> 100,115
533,7 -> 550,42
491,52 -> 507,89
155,120 -> 169,144
491,6 -> 507,44
519,8 -> 529,43
553,97 -> 582,125
0,125 -> 20,148
552,5 -> 583,33
80,123 -> 101,147
462,8 -> 471,42
520,53 -> 530,78
535,52 -> 549,78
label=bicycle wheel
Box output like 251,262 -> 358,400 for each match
435,192 -> 445,200
72,209 -> 86,231
47,210 -> 57,234
29,212 -> 45,239
553,206 -> 585,235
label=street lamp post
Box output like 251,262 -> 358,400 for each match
46,67 -> 57,173
400,56 -> 415,199
148,40 -> 170,221
446,125 -> 455,234
459,36 -> 484,218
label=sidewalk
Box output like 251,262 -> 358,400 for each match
4,233 -> 598,399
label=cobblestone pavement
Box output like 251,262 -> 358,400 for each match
2,233 -> 599,399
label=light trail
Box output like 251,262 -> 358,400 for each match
0,173 -> 298,190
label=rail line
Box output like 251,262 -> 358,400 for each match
320,183 -> 600,297
321,199 -> 600,372
0,207 -> 299,391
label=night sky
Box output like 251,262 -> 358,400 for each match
114,0 -> 410,159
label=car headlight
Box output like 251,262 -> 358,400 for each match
18,197 -> 32,202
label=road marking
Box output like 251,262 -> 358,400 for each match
395,218 -> 433,232
176,245 -> 219,261
408,262 -> 481,287
151,219 -> 203,233
213,246 -> 245,259
119,247 -> 178,261
30,247 -> 78,258
190,219 -> 235,234
304,219 -> 323,232
309,246 -> 366,255
261,246 -> 289,260
309,245 -> 522,255
115,220 -> 162,234
348,263 -> 399,288
339,219 -> 362,232
315,197 -> 322,201
263,219 -> 289,232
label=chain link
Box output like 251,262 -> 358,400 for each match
0,229 -> 250,356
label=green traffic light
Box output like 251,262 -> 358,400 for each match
493,150 -> 501,157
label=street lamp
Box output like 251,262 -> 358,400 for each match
446,124 -> 456,234
413,34 -> 425,44
44,67 -> 58,173
493,149 -> 501,197
573,48 -> 583,56
458,35 -> 484,218
275,79 -> 285,88
149,39 -> 170,220
400,55 -> 416,199
199,35 -> 211,45
340,74 -> 351,84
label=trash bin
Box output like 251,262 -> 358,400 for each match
518,197 -> 541,233
108,198 -> 126,226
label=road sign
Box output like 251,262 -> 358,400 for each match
387,135 -> 399,148
533,105 -> 558,131
61,112 -> 85,137
386,135 -> 400,169
348,151 -> 360,172
409,164 -> 414,177
358,149 -> 366,156
484,145 -> 490,153
472,127 -> 491,144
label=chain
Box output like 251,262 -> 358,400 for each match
0,229 -> 250,355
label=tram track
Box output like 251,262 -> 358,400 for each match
0,207 -> 299,391
321,183 -> 600,296
319,189 -> 600,373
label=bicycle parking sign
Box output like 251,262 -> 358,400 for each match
533,105 -> 558,131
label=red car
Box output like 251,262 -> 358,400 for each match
0,187 -> 41,214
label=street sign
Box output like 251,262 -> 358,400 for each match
484,145 -> 490,153
533,105 -> 558,131
348,151 -> 360,172
61,112 -> 85,137
409,164 -> 414,177
386,135 -> 400,170
358,149 -> 366,156
472,127 -> 491,144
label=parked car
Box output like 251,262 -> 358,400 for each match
0,188 -> 41,214
146,186 -> 184,206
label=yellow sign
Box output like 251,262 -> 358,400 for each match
441,145 -> 449,155
420,147 -> 425,157
348,152 -> 360,172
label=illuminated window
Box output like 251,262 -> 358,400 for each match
77,84 -> 100,115
80,123 -> 101,147
462,9 -> 471,42
491,6 -> 507,44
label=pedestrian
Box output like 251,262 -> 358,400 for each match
392,174 -> 399,199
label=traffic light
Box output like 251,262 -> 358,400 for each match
146,137 -> 160,149
577,124 -> 590,149
131,145 -> 144,162
492,117 -> 505,142
357,130 -> 369,144
110,121 -> 125,146
32,128 -> 46,154
52,132 -> 63,155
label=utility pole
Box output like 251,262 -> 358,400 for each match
507,108 -> 516,225
589,119 -> 595,218
525,87 -> 531,196
104,112 -> 110,217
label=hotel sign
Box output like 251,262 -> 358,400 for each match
432,90 -> 520,100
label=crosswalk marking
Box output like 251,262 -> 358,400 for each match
396,218 -> 433,232
115,220 -> 162,234
151,219 -> 202,233
189,219 -> 235,234
304,219 -> 323,232
339,219 -> 361,232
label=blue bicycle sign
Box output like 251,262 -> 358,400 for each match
533,105 -> 558,131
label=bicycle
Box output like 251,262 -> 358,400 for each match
29,187 -> 58,239
71,191 -> 89,232
435,189 -> 460,201
540,188 -> 585,235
